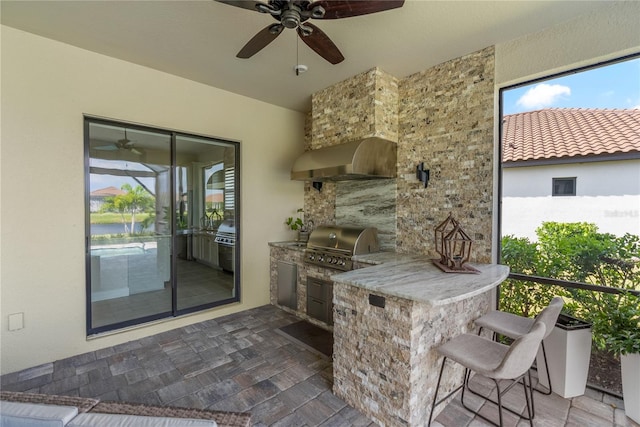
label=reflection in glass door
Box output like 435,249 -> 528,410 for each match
85,118 -> 240,334
175,136 -> 236,311
86,121 -> 172,332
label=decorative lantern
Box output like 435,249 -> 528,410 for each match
433,214 -> 478,273
434,213 -> 458,265
443,223 -> 473,270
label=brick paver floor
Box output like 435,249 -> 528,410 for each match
1,305 -> 637,426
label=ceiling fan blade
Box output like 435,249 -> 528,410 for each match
215,0 -> 263,12
94,144 -> 118,151
297,23 -> 344,64
309,0 -> 404,19
237,24 -> 284,58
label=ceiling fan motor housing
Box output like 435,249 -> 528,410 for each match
281,5 -> 302,28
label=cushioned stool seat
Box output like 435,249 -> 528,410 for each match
474,296 -> 564,397
475,310 -> 536,339
428,322 -> 546,427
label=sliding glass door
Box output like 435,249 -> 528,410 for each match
174,135 -> 237,311
85,117 -> 240,335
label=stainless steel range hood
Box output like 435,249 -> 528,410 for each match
290,136 -> 397,181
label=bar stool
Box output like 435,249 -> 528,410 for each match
427,322 -> 546,427
474,296 -> 564,396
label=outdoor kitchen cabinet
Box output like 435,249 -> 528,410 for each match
307,277 -> 333,325
277,261 -> 297,310
194,233 -> 218,267
192,234 -> 201,259
269,242 -> 305,312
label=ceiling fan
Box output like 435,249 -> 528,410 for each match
216,0 -> 405,64
94,129 -> 142,155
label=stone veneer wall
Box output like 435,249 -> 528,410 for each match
303,47 -> 495,261
397,47 -> 495,261
333,284 -> 492,426
304,68 -> 399,232
310,67 -> 398,147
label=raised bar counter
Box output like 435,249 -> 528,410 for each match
330,253 -> 509,426
338,252 -> 509,306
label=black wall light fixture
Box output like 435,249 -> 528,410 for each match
416,162 -> 430,187
312,182 -> 323,191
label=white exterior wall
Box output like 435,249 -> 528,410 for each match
502,160 -> 640,240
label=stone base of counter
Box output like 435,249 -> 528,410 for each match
333,283 -> 491,426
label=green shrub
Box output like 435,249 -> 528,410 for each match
500,223 -> 639,355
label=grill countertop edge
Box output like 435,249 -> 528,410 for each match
268,241 -> 308,252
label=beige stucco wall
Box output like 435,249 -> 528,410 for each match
0,26 -> 305,375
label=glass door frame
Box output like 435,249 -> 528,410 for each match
84,115 -> 241,336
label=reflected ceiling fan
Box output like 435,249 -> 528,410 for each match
216,0 -> 405,64
94,129 -> 142,155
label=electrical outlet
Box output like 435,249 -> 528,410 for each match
8,312 -> 24,331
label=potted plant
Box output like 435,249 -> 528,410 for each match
285,208 -> 312,242
594,291 -> 640,423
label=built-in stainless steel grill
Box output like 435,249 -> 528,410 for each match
305,225 -> 379,271
214,219 -> 235,272
214,219 -> 235,246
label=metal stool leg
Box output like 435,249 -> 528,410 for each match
463,371 -> 535,424
427,357 -> 447,426
534,341 -> 553,395
428,357 -> 464,426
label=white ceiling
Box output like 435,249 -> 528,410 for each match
1,0 -> 613,112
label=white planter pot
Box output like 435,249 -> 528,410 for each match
621,353 -> 640,424
536,314 -> 592,398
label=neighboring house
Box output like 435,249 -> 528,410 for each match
501,108 -> 640,241
89,186 -> 125,212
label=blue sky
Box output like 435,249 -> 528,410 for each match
502,57 -> 640,115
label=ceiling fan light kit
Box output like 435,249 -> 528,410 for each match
294,64 -> 308,75
217,0 -> 404,64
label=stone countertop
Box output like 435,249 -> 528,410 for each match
332,252 -> 509,306
268,241 -> 307,252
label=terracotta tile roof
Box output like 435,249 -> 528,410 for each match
502,108 -> 640,163
90,186 -> 125,197
206,193 -> 223,203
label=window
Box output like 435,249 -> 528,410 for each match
552,177 -> 576,196
85,117 -> 240,335
499,54 -> 640,397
